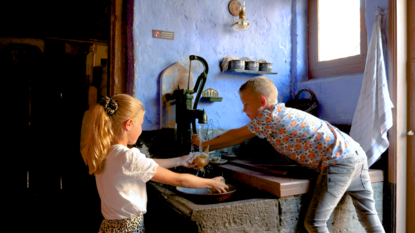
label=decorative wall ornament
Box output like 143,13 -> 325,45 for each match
229,0 -> 249,31
201,88 -> 222,102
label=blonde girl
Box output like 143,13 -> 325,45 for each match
82,94 -> 228,233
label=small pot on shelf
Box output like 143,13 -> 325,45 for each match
245,61 -> 259,71
229,60 -> 245,70
259,62 -> 273,72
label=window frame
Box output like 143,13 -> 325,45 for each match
308,0 -> 367,79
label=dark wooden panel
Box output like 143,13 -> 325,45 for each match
0,0 -> 110,41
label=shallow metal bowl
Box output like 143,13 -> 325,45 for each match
176,184 -> 237,204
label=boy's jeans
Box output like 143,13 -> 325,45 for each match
304,146 -> 385,233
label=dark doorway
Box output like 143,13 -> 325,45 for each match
2,1 -> 110,231
8,39 -> 105,232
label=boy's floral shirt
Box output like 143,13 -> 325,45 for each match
247,103 -> 358,172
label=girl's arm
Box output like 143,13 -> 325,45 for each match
151,166 -> 228,193
192,126 -> 255,151
153,154 -> 197,169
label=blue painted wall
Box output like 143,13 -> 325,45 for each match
294,0 -> 389,124
133,0 -> 389,129
133,0 -> 295,130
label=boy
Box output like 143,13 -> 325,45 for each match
192,76 -> 384,232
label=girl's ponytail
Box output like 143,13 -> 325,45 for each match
82,103 -> 114,175
81,94 -> 144,175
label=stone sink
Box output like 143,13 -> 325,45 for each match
144,162 -> 384,233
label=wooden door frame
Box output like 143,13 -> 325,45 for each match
406,1 -> 415,232
109,0 -> 134,96
388,0 -> 408,232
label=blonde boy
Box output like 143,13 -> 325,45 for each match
193,76 -> 384,232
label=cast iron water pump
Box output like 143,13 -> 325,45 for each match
166,55 -> 208,155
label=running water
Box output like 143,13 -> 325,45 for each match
199,124 -> 203,153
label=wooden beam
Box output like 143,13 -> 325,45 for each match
126,0 -> 135,96
43,37 -> 108,45
110,0 -> 127,96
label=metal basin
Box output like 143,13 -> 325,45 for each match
176,184 -> 237,204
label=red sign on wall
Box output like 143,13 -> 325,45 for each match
152,30 -> 174,40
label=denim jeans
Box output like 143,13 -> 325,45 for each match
304,146 -> 385,232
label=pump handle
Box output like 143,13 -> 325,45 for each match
189,55 -> 209,134
189,55 -> 209,94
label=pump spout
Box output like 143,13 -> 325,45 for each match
191,109 -> 208,124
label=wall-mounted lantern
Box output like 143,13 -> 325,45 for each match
228,0 -> 249,31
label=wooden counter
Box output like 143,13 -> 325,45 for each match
218,161 -> 384,198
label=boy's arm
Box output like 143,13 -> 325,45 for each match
208,133 -> 255,151
196,126 -> 256,151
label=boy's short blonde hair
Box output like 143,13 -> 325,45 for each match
239,76 -> 278,103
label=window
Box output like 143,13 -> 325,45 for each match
308,0 -> 367,78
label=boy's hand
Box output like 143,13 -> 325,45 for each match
192,134 -> 204,147
178,154 -> 198,168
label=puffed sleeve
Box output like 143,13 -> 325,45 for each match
121,148 -> 159,183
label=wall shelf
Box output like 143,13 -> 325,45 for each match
201,97 -> 223,102
225,69 -> 278,75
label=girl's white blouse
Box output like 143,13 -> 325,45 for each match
96,144 -> 158,220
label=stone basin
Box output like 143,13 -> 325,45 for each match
145,165 -> 384,233
145,181 -> 284,233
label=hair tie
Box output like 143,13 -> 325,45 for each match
99,96 -> 118,116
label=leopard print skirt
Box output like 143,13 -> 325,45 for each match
98,214 -> 144,233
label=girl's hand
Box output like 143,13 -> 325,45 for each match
192,134 -> 204,147
210,176 -> 229,194
178,154 -> 198,168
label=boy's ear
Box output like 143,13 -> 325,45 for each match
259,95 -> 267,107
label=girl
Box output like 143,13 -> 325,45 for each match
82,94 -> 228,233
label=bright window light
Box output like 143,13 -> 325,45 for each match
318,0 -> 361,62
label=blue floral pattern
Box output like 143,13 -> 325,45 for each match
247,103 -> 357,172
